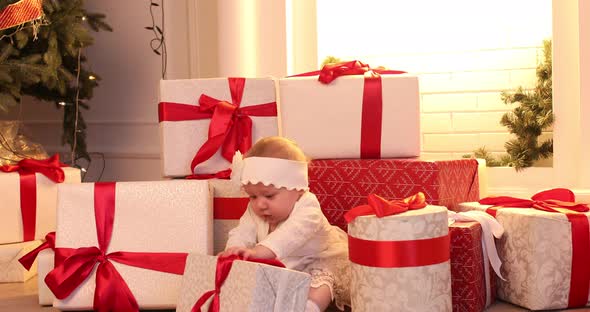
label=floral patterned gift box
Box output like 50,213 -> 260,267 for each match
177,254 -> 310,312
346,193 -> 452,312
459,188 -> 590,310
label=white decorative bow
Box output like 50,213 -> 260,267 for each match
448,210 -> 505,307
230,151 -> 245,186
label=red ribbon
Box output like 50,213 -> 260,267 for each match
18,232 -> 55,270
213,197 -> 250,220
158,77 -> 278,177
348,234 -> 450,268
192,255 -> 285,312
45,182 -> 188,312
291,60 -> 406,158
479,188 -> 590,308
0,154 -> 66,241
344,192 -> 427,223
345,192 -> 450,267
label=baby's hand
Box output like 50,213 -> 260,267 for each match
218,246 -> 244,257
219,246 -> 255,259
219,245 -> 276,260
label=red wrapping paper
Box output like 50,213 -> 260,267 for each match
449,221 -> 496,312
309,158 -> 479,230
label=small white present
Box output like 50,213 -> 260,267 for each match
0,239 -> 42,282
177,254 -> 310,312
0,155 -> 80,244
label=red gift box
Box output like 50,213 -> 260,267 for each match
449,221 -> 496,312
308,158 -> 479,230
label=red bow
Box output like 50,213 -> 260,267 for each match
192,255 -> 285,312
479,188 -> 590,308
45,182 -> 188,312
318,60 -> 406,84
158,78 -> 277,178
479,188 -> 588,216
1,154 -> 67,241
345,192 -> 427,223
18,232 -> 55,270
0,154 -> 66,182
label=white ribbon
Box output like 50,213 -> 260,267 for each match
448,210 -> 505,307
230,151 -> 245,186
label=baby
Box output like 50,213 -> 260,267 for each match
220,136 -> 350,312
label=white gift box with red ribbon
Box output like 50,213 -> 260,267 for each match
279,61 -> 420,159
49,180 -> 213,310
0,164 -> 80,245
158,78 -> 279,178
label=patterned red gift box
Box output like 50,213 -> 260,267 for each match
308,158 -> 479,231
449,221 -> 496,312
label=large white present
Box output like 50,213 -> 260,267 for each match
0,155 -> 80,244
47,180 -> 213,310
279,61 -> 420,159
208,179 -> 249,255
459,188 -> 590,310
346,193 -> 452,312
177,254 -> 310,312
158,78 -> 279,177
0,239 -> 42,282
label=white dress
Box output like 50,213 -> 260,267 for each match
226,191 -> 351,310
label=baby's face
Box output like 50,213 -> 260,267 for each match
243,182 -> 303,227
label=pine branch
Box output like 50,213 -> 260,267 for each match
490,40 -> 554,170
0,0 -> 112,163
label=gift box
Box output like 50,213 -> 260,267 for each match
159,78 -> 279,177
0,239 -> 42,282
209,179 -> 249,255
346,194 -> 452,312
449,221 -> 496,312
177,254 -> 310,312
459,189 -> 590,310
309,158 -> 479,230
37,249 -> 54,305
279,63 -> 420,159
48,180 -> 213,310
0,162 -> 80,244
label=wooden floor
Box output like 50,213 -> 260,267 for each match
1,278 -> 589,312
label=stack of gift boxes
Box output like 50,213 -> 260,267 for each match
5,61 -> 586,311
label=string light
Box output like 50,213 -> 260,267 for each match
88,75 -> 96,80
58,101 -> 66,106
81,16 -> 87,21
